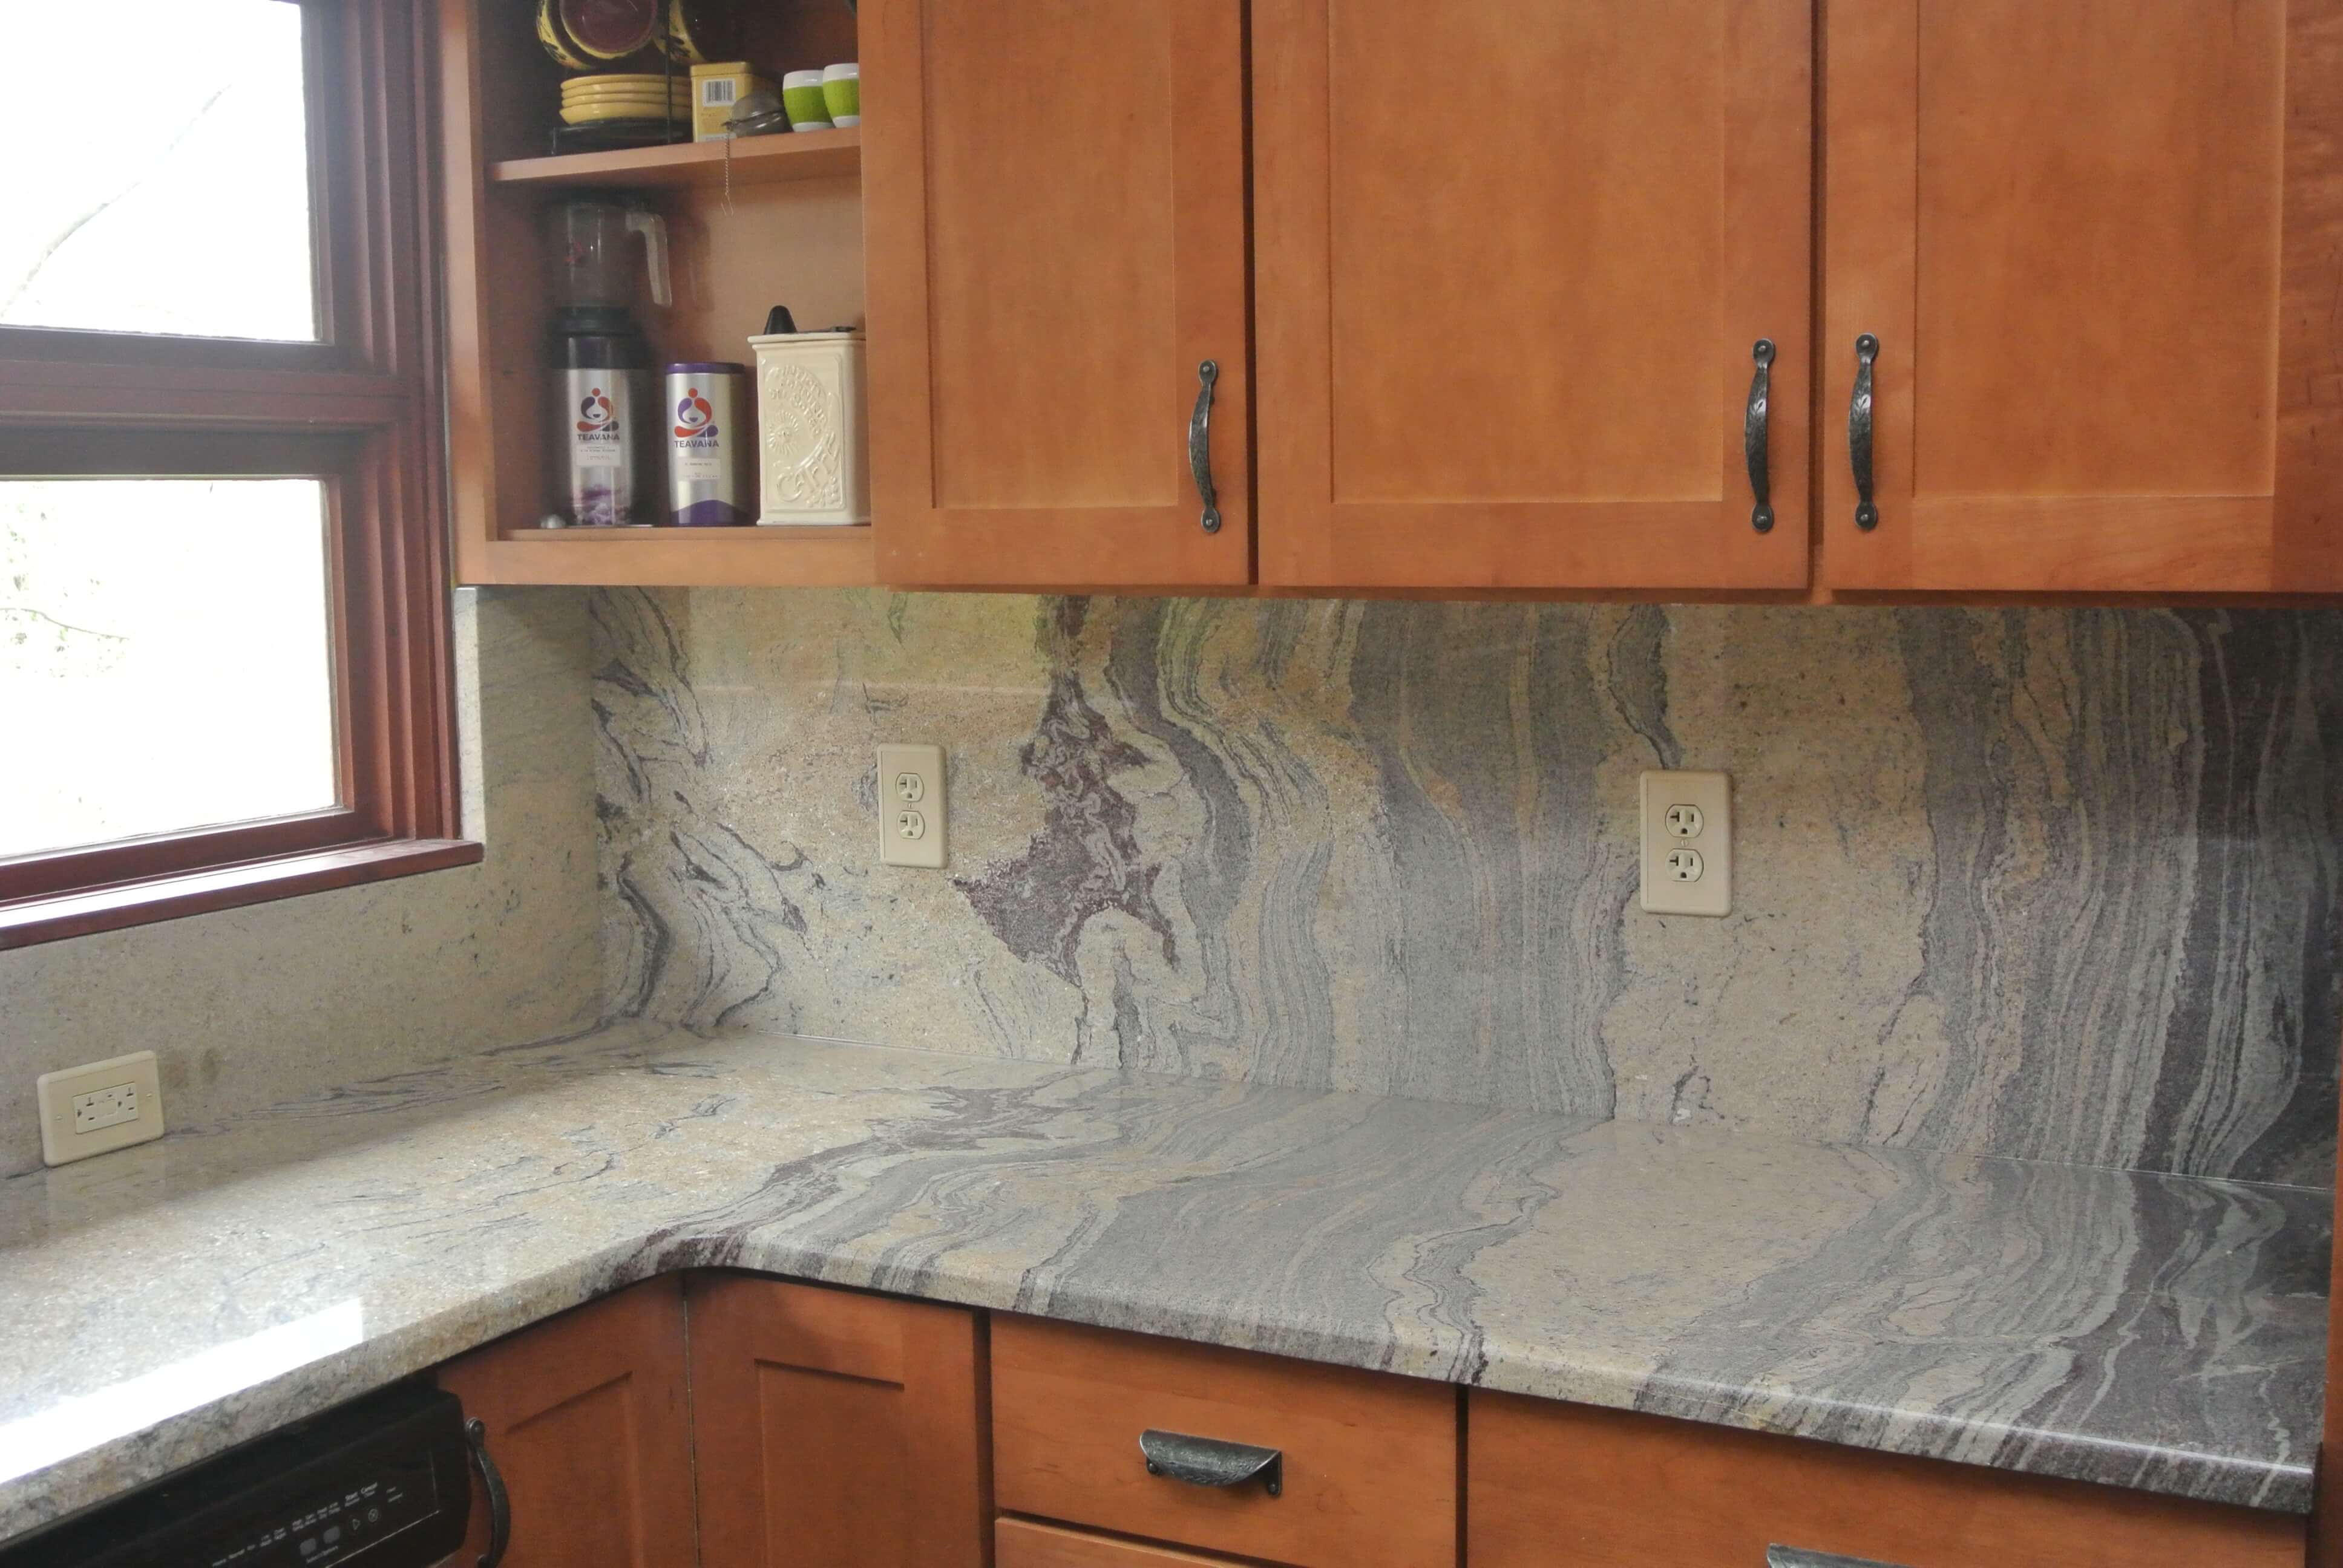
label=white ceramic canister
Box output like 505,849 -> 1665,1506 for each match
663,362 -> 752,526
747,328 -> 870,526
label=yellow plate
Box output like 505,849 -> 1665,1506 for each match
561,85 -> 692,102
559,94 -> 692,113
562,95 -> 691,111
560,102 -> 691,125
562,74 -> 687,90
557,88 -> 684,105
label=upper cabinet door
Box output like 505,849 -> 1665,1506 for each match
865,0 -> 1250,588
1824,0 -> 2343,592
1253,1 -> 1814,592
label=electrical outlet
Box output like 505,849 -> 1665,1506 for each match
36,1050 -> 165,1166
73,1082 -> 140,1134
876,743 -> 947,868
1640,771 -> 1732,916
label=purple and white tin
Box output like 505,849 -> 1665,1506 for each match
664,362 -> 751,526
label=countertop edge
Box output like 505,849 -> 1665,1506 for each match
2,1227 -> 2315,1547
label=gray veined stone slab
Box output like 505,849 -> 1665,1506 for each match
593,590 -> 2343,1186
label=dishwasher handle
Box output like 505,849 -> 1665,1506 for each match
464,1418 -> 511,1568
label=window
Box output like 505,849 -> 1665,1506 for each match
0,0 -> 473,947
2,477 -> 336,857
2,0 -> 316,341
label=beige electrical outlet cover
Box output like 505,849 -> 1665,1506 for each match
1639,770 -> 1732,916
36,1050 -> 165,1166
877,743 -> 947,869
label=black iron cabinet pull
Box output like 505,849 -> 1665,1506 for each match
1139,1428 -> 1283,1497
1746,338 -> 1777,533
1850,333 -> 1880,531
1189,359 -> 1222,535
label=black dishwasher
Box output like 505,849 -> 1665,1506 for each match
0,1381 -> 474,1568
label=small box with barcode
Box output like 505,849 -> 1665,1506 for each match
690,62 -> 768,142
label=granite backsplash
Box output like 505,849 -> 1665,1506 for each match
593,589 -> 2343,1187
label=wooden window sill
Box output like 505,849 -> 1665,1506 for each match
0,839 -> 484,950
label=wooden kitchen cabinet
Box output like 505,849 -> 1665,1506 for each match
687,1274 -> 988,1568
1468,1393 -> 2305,1568
423,1274 -> 2313,1568
862,0 -> 1252,589
434,1279 -> 697,1568
1822,0 -> 2343,593
1252,0 -> 1814,592
431,0 -> 2343,601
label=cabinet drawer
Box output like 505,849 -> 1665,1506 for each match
1469,1393 -> 2305,1568
992,1316 -> 1457,1567
997,1518 -> 1243,1567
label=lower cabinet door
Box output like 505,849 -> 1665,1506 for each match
434,1279 -> 696,1568
998,1518 -> 1243,1567
687,1274 -> 988,1568
1468,1393 -> 2306,1568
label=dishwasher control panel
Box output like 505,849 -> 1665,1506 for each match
202,1446 -> 449,1566
0,1382 -> 471,1568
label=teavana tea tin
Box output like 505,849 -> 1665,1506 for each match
664,362 -> 752,526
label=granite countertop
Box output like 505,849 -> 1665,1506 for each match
0,1024 -> 2327,1545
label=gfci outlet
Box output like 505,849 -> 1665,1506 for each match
876,743 -> 948,869
1640,771 -> 1732,917
36,1050 -> 165,1167
74,1082 -> 140,1134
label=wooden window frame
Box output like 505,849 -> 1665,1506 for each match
0,0 -> 477,949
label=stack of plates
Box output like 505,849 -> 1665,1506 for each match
561,73 -> 692,125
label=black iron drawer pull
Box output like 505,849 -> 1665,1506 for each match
1189,359 -> 1222,535
1849,333 -> 1880,531
464,1417 -> 511,1568
1139,1428 -> 1282,1497
1746,338 -> 1777,534
1768,1547 -> 1910,1568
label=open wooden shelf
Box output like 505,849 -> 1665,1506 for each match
482,526 -> 876,587
443,0 -> 867,589
490,128 -> 861,190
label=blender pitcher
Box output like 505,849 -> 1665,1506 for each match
551,196 -> 672,311
545,195 -> 671,526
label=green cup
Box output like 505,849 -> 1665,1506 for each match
781,70 -> 831,131
821,62 -> 859,127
